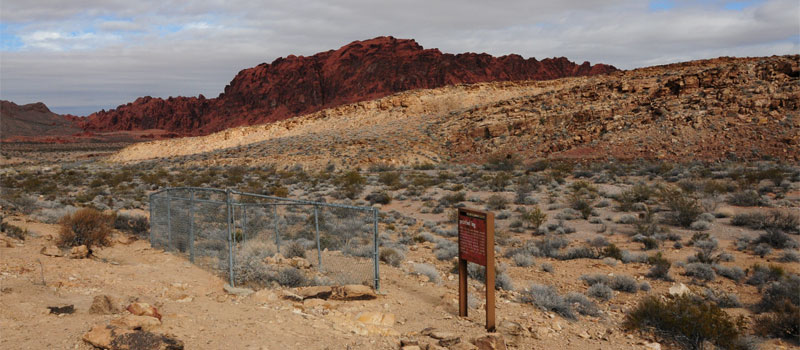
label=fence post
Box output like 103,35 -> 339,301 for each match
166,193 -> 172,251
226,189 -> 235,287
242,205 -> 248,243
148,193 -> 154,245
314,206 -> 322,271
188,189 -> 195,263
373,208 -> 380,291
273,204 -> 281,253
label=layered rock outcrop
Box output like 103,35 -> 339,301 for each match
82,36 -> 616,135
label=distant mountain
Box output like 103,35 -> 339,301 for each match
0,101 -> 82,141
82,36 -> 617,135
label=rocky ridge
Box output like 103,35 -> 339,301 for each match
109,55 -> 799,167
82,36 -> 616,135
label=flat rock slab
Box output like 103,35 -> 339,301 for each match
330,285 -> 376,300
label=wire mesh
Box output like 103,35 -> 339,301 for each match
149,187 -> 379,290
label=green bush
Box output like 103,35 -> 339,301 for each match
58,208 -> 114,248
335,170 -> 366,199
753,300 -> 800,340
660,188 -> 702,227
486,194 -> 508,210
521,206 -> 547,231
625,295 -> 745,350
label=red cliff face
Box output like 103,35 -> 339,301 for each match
82,36 -> 617,135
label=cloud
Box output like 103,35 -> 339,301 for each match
0,0 -> 797,115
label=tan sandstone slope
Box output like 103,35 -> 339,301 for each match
109,55 -> 799,168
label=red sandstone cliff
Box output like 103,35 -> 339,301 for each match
82,36 -> 616,135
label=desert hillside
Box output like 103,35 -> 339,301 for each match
0,101 -> 82,141
82,36 -> 615,135
109,55 -> 799,168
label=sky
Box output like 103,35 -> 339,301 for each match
1,0 -> 798,116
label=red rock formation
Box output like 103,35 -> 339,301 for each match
82,36 -> 616,135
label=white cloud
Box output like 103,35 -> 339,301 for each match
0,0 -> 797,115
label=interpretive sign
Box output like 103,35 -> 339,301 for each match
457,207 -> 495,331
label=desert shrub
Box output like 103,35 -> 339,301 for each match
521,206 -> 547,231
778,250 -> 800,262
541,262 -> 554,273
660,188 -> 703,227
639,281 -> 651,291
753,274 -> 800,313
520,284 -> 575,320
581,274 -> 638,293
690,220 -> 711,231
640,236 -> 660,250
621,250 -> 649,264
602,243 -> 623,260
379,247 -> 405,267
746,264 -> 785,287
439,192 -> 466,206
434,239 -> 458,260
684,263 -> 716,282
283,241 -> 306,259
225,241 -> 277,287
512,252 -> 535,267
1,219 -> 26,240
589,236 -> 609,247
365,191 -> 392,205
617,214 -> 637,224
727,190 -> 768,207
616,184 -> 654,211
646,253 -> 672,281
753,229 -> 798,249
114,212 -> 149,237
703,288 -> 741,308
713,265 -> 745,282
625,295 -> 745,350
486,194 -> 508,210
31,205 -> 78,224
565,292 -> 600,316
58,208 -> 114,248
411,263 -> 440,283
535,236 -> 569,258
335,170 -> 366,199
277,267 -> 307,287
484,153 -> 520,171
752,243 -> 772,258
467,263 -> 514,291
568,194 -> 594,220
588,283 -> 614,301
634,207 -> 668,237
557,246 -> 599,260
753,300 -> 800,340
378,171 -> 402,188
556,208 -> 580,221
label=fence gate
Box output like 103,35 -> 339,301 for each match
149,187 -> 380,290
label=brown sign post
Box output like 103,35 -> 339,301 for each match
457,208 -> 495,331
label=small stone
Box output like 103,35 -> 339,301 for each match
577,331 -> 591,339
82,325 -> 122,349
126,302 -> 162,320
89,295 -> 121,315
223,284 -> 254,297
644,342 -> 661,350
330,285 -> 376,300
668,283 -> 691,297
281,290 -> 303,302
48,305 -> 75,315
356,311 -> 395,327
401,346 -> 422,350
251,289 -> 277,304
70,245 -> 90,259
110,315 -> 162,331
40,245 -> 63,257
473,333 -> 506,350
297,286 -> 332,300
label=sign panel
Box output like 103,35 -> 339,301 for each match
457,207 -> 495,331
458,209 -> 488,266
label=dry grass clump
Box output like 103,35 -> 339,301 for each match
625,295 -> 745,350
58,208 -> 114,248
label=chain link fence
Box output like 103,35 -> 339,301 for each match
149,187 -> 380,290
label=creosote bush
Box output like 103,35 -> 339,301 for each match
379,247 -> 404,267
625,295 -> 745,350
58,207 -> 114,248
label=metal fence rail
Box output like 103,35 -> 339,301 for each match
149,187 -> 380,290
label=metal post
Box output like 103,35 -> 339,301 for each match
188,190 -> 195,262
242,205 -> 248,243
372,208 -> 380,291
314,206 -> 322,271
273,204 -> 281,253
148,194 -> 154,245
166,193 -> 172,250
226,189 -> 235,286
